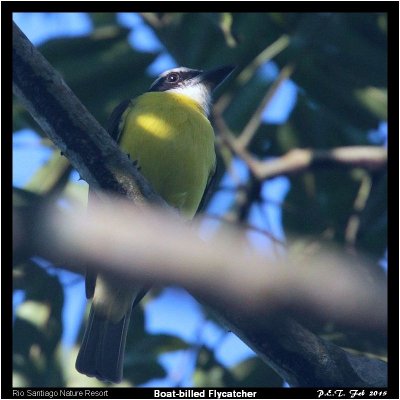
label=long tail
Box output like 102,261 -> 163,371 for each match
75,306 -> 131,383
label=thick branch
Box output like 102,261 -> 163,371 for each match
12,22 -> 163,206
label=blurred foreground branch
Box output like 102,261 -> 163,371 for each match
13,198 -> 387,387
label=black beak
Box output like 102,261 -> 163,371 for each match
198,65 -> 236,92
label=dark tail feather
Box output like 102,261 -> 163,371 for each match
76,306 -> 131,383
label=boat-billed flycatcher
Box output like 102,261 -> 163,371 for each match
75,65 -> 235,383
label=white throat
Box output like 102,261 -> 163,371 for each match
166,84 -> 212,115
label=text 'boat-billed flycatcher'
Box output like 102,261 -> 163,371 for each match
76,65 -> 235,383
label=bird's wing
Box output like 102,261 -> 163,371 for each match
85,99 -> 132,299
106,99 -> 132,142
196,154 -> 218,214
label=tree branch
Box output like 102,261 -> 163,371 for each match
216,120 -> 387,181
235,63 -> 295,150
12,22 -> 163,207
252,147 -> 388,179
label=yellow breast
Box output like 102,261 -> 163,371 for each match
119,92 -> 216,218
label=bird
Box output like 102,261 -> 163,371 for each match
75,65 -> 235,383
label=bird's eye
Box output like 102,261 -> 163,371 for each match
166,72 -> 180,83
